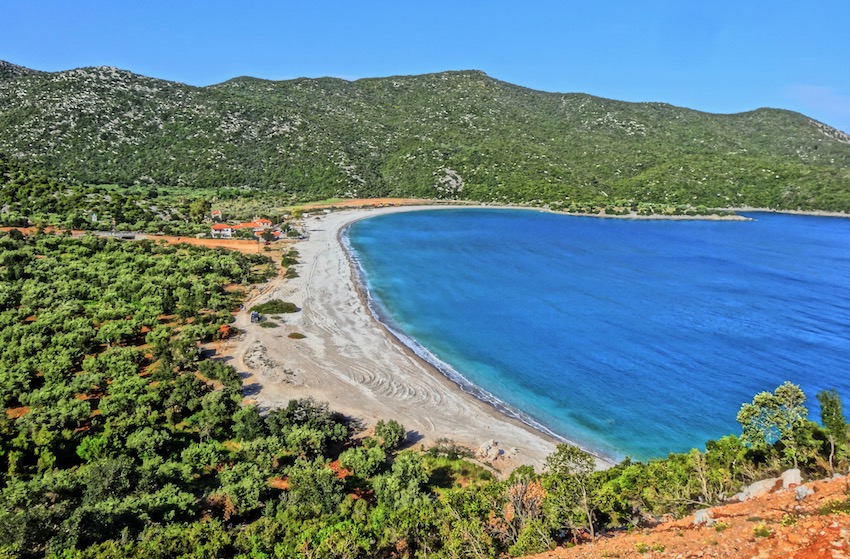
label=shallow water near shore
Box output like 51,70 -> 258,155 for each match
345,209 -> 850,461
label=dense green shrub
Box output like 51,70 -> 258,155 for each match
374,419 -> 406,451
251,299 -> 299,314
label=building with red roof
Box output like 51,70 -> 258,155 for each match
210,217 -> 278,239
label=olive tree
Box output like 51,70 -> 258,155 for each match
736,381 -> 812,468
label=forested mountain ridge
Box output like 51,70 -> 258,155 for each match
1,61 -> 849,210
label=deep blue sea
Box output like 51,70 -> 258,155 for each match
345,209 -> 850,461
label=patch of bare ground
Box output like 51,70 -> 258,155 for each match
528,474 -> 850,559
149,234 -> 292,255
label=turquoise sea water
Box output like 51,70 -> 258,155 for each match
345,209 -> 850,461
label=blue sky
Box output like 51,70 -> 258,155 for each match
3,0 -> 850,133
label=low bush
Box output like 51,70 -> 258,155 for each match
819,497 -> 850,515
753,524 -> 772,538
251,299 -> 299,314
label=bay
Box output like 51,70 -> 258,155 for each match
345,209 -> 850,461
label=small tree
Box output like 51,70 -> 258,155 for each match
339,445 -> 386,479
232,405 -> 267,441
145,325 -> 173,360
189,198 -> 211,224
374,419 -> 406,451
373,451 -> 428,511
286,458 -> 345,514
195,390 -> 239,440
213,462 -> 266,519
817,389 -> 849,473
704,434 -> 751,496
543,443 -> 598,539
737,381 -> 809,468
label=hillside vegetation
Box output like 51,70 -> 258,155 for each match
1,60 -> 849,211
0,155 -> 283,234
1,227 -> 848,558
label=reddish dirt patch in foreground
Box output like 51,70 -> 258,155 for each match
528,474 -> 850,559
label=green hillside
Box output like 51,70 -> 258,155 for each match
1,61 -> 849,210
1,229 -> 849,557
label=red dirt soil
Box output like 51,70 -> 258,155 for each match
528,474 -> 850,559
149,235 -> 281,254
0,226 -> 282,255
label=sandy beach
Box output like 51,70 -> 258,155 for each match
222,205 -> 598,473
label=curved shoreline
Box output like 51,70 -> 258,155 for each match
228,202 -> 840,471
339,218 -> 585,452
228,204 -> 612,472
291,203 -> 763,466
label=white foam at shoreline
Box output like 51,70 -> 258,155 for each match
340,217 -> 613,464
229,205 -> 614,473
